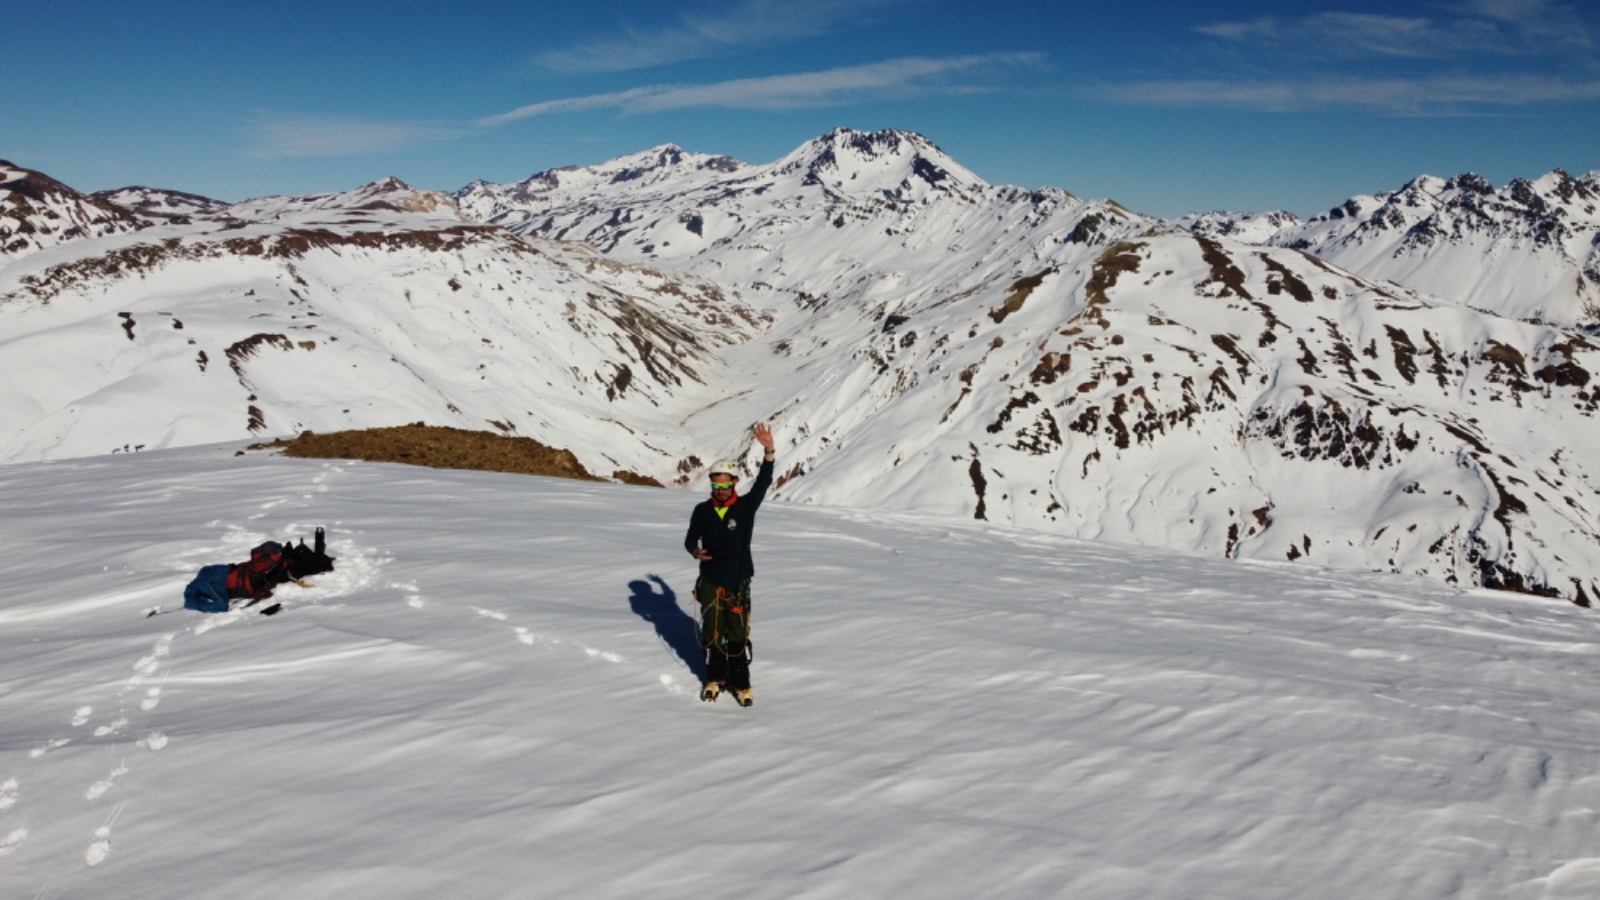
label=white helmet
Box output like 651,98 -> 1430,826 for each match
708,459 -> 740,479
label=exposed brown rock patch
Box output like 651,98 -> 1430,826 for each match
250,423 -> 652,484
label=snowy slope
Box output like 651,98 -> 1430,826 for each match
1181,171 -> 1600,330
2,447 -> 1599,899
740,234 -> 1600,605
0,191 -> 768,477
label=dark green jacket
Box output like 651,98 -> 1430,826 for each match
684,459 -> 774,588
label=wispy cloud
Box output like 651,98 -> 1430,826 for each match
1098,2 -> 1600,116
246,114 -> 466,159
245,52 -> 1044,158
1088,75 -> 1600,115
479,54 -> 1047,126
533,0 -> 914,74
1195,2 -> 1596,60
1195,13 -> 1490,60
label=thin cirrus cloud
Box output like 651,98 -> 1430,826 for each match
1095,2 -> 1600,115
245,54 -> 1043,158
246,114 -> 467,159
1089,74 -> 1600,115
478,53 -> 1047,126
1194,2 -> 1596,59
1194,13 -> 1495,60
531,0 -> 915,74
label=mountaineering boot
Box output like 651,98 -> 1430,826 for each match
700,682 -> 721,702
736,688 -> 754,707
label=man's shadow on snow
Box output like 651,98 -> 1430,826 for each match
628,574 -> 706,682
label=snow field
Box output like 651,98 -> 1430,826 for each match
0,445 -> 1598,898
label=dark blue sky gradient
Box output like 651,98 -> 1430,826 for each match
5,0 -> 1597,216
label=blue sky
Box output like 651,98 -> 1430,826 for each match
5,0 -> 1598,216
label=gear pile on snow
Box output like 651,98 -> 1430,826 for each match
182,527 -> 336,614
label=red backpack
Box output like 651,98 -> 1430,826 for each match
226,541 -> 286,600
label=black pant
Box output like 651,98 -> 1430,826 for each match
706,641 -> 751,691
696,578 -> 751,690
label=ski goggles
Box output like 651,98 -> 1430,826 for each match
709,480 -> 736,489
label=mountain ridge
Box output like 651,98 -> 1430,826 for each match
2,136 -> 1596,605
1178,167 -> 1600,331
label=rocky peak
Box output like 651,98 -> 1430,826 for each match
2,161 -> 151,260
1445,173 -> 1494,196
772,127 -> 986,196
1172,209 -> 1304,244
1397,174 -> 1449,203
481,145 -> 745,202
344,178 -> 460,217
1521,169 -> 1600,215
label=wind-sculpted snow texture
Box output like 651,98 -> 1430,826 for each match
2,450 -> 1600,898
1180,170 -> 1600,331
2,132 -> 1598,604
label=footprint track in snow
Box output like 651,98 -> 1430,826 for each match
60,631 -> 179,857
93,717 -> 129,738
0,778 -> 18,811
472,607 -> 624,662
581,645 -> 625,663
85,763 -> 129,801
392,581 -> 426,609
194,610 -> 248,635
30,739 -> 70,759
0,827 -> 25,856
83,799 -> 126,867
129,633 -> 175,685
85,825 -> 113,866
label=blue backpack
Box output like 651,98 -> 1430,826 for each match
183,564 -> 233,613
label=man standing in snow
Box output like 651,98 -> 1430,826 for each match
684,423 -> 776,707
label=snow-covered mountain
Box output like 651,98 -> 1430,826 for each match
226,175 -> 466,222
2,161 -> 151,261
454,127 -> 1127,305
451,129 -> 1599,605
2,133 -> 1597,605
89,186 -> 229,221
1180,170 -> 1600,331
1169,209 -> 1305,245
0,181 -> 766,477
455,144 -> 748,229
